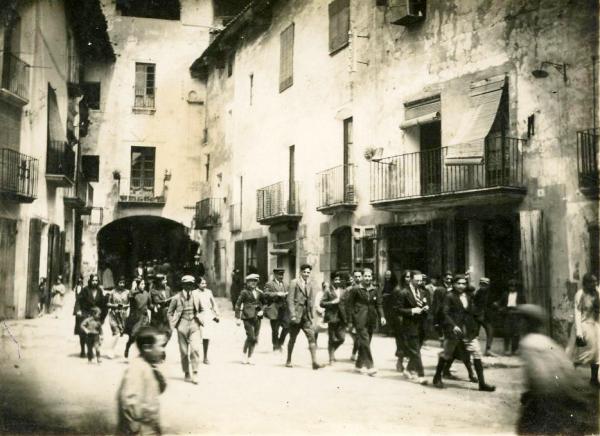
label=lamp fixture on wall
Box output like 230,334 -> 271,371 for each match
531,61 -> 569,83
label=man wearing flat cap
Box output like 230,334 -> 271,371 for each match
167,275 -> 204,384
235,273 -> 266,364
263,268 -> 289,352
471,277 -> 495,356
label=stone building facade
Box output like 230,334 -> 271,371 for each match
191,0 -> 599,340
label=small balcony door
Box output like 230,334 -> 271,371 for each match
420,121 -> 441,195
343,117 -> 353,201
131,147 -> 155,197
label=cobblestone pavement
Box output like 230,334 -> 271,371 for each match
0,293 -> 528,435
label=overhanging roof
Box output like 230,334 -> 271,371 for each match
189,0 -> 277,79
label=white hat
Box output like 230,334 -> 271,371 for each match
181,275 -> 195,283
245,273 -> 260,281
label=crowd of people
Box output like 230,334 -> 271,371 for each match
56,261 -> 599,435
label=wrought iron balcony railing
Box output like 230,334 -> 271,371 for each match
316,164 -> 357,214
370,136 -> 525,204
194,198 -> 222,230
256,180 -> 301,225
118,177 -> 165,206
229,203 -> 241,232
577,128 -> 599,195
1,52 -> 30,103
46,140 -> 75,185
0,148 -> 38,202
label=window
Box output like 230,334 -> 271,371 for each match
82,82 -> 101,110
134,63 -> 155,109
279,24 -> 294,92
246,239 -> 257,274
205,153 -> 210,181
117,0 -> 181,20
328,0 -> 350,54
130,147 -> 155,196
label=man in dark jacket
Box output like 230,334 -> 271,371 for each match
495,278 -> 526,355
343,268 -> 386,376
263,268 -> 289,352
320,271 -> 347,364
286,264 -> 323,370
432,274 -> 495,392
235,273 -> 265,365
392,270 -> 429,385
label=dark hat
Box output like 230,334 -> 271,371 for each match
273,268 -> 285,274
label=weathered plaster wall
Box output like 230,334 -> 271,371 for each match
80,0 -> 212,277
202,0 -> 598,328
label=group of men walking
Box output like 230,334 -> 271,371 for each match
232,265 -> 496,391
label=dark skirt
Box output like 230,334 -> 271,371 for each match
73,314 -> 85,336
125,311 -> 150,338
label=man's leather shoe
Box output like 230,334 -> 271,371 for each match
479,383 -> 496,392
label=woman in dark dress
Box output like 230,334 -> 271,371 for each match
124,278 -> 152,358
74,274 -> 106,358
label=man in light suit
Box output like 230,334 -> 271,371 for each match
263,268 -> 289,351
167,275 -> 204,384
286,264 -> 323,370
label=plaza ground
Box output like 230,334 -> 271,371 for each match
1,292 -> 529,435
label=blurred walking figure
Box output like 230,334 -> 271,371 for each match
566,273 -> 600,386
517,304 -> 597,435
263,268 -> 289,352
107,277 -> 130,359
37,277 -> 47,316
197,277 -> 219,364
472,277 -> 495,356
50,275 -> 66,317
235,273 -> 265,365
80,306 -> 103,363
150,274 -> 172,359
230,268 -> 244,311
313,282 -> 327,347
168,275 -> 204,383
393,269 -> 412,372
117,326 -> 166,436
320,271 -> 346,365
124,278 -> 151,359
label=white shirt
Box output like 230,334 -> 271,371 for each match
459,293 -> 468,309
507,291 -> 518,307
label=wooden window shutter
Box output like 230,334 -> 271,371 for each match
329,0 -> 349,53
134,63 -> 145,97
256,237 -> 269,287
279,23 -> 294,92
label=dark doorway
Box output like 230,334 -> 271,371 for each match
420,121 -> 441,195
385,225 -> 428,277
484,215 -> 520,312
26,218 -> 42,318
332,226 -> 352,275
97,216 -> 195,283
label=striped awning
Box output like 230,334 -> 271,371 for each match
401,95 -> 441,129
445,76 -> 506,165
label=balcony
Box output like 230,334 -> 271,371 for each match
577,129 -> 599,196
0,52 -> 30,105
64,172 -> 94,213
194,198 -> 222,230
370,136 -> 526,211
316,164 -> 357,215
229,203 -> 241,232
117,178 -> 165,207
46,140 -> 75,186
256,181 -> 301,227
0,149 -> 38,202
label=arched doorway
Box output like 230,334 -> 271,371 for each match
97,216 -> 198,284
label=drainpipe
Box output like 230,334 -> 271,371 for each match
592,55 -> 597,131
